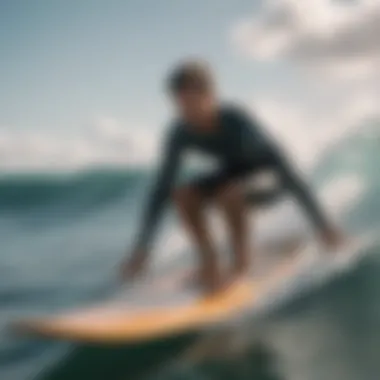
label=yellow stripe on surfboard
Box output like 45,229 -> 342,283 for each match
12,257 -> 296,343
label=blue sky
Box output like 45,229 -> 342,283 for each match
0,0 -> 377,171
0,0 -> 285,132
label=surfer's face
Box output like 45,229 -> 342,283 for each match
173,86 -> 217,125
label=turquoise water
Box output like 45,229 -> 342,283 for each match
0,125 -> 380,380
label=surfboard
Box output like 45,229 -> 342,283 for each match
12,235 -> 375,344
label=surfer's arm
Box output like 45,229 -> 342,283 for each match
270,148 -> 332,232
233,106 -> 333,233
134,128 -> 183,253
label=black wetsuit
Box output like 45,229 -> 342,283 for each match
135,104 -> 329,251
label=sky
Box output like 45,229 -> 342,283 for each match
0,0 -> 379,171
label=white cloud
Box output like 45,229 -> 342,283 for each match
0,119 -> 160,172
251,86 -> 379,169
232,0 -> 380,80
231,0 -> 379,167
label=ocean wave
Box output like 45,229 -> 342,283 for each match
0,168 -> 148,213
0,121 -> 377,222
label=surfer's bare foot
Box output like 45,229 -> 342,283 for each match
196,265 -> 227,295
203,278 -> 225,295
201,265 -> 248,295
204,274 -> 245,296
181,266 -> 224,293
227,267 -> 248,289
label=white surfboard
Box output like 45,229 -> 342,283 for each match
11,234 -> 376,344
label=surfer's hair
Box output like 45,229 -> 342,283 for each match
166,59 -> 214,95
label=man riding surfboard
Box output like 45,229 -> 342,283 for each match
122,60 -> 343,294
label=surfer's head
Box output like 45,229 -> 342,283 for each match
166,59 -> 217,125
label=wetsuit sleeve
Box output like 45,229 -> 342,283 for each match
232,107 -> 331,232
134,128 -> 183,251
269,147 -> 331,231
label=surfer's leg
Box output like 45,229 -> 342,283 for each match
173,186 -> 222,291
216,182 -> 251,278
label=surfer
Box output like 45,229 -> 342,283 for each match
121,60 -> 344,294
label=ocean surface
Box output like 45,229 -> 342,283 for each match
0,124 -> 380,380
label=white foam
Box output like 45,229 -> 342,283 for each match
320,174 -> 367,215
249,234 -> 377,318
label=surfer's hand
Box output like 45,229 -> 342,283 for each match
120,250 -> 148,281
320,227 -> 346,250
